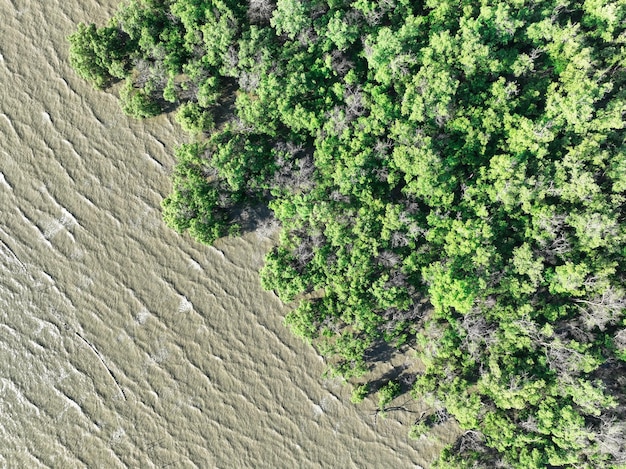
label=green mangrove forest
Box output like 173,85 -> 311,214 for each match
69,0 -> 626,466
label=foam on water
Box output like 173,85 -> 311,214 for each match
0,171 -> 12,190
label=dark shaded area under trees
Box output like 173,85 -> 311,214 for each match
69,0 -> 626,466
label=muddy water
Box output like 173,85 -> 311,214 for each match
0,1 -> 457,467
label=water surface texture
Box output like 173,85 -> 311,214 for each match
0,0 -> 455,466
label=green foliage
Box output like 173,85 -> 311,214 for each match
284,300 -> 324,341
208,128 -> 276,194
378,380 -> 401,413
68,22 -> 133,88
408,421 -> 429,440
175,102 -> 214,133
161,143 -> 230,245
320,330 -> 370,379
350,383 -> 369,404
270,0 -> 310,40
119,78 -> 161,118
71,0 -> 626,466
196,77 -> 220,108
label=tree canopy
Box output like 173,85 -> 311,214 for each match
69,0 -> 626,466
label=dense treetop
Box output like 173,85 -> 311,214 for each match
69,0 -> 626,466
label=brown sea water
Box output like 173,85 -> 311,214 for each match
0,0 -> 458,467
